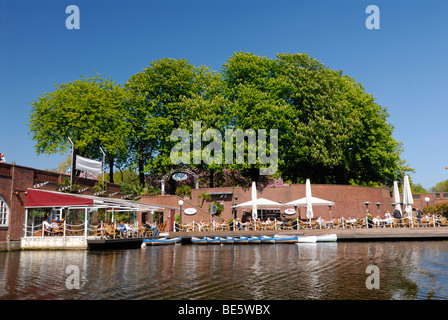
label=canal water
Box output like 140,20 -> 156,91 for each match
1,241 -> 448,300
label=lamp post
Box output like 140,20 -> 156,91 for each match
375,202 -> 381,216
364,202 -> 370,228
424,197 -> 430,207
178,200 -> 184,230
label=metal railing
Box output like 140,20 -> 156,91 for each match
174,216 -> 448,232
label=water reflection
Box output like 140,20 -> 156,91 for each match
1,241 -> 448,300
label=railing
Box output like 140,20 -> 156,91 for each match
25,221 -> 86,237
24,222 -> 163,239
174,216 -> 448,232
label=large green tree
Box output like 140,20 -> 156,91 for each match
220,52 -> 411,185
29,73 -> 129,182
124,58 -> 205,187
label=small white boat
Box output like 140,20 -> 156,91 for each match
296,236 -> 317,243
273,234 -> 298,244
316,234 -> 337,242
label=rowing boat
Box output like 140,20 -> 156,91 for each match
248,236 -> 261,244
260,235 -> 275,244
316,234 -> 337,242
191,236 -> 208,244
206,236 -> 221,244
142,236 -> 182,246
273,234 -> 298,244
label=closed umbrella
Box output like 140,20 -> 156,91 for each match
402,175 -> 414,224
251,181 -> 257,220
305,179 -> 314,221
393,181 -> 402,215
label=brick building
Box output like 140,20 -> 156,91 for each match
1,162 -> 447,242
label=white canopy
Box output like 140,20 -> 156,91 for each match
285,196 -> 335,207
233,198 -> 283,208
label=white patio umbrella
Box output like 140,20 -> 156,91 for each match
393,181 -> 402,215
285,179 -> 335,221
285,197 -> 335,207
305,179 -> 313,221
402,175 -> 414,220
233,196 -> 283,222
251,181 -> 257,220
233,198 -> 283,208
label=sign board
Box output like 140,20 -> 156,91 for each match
184,208 -> 197,215
284,208 -> 296,215
210,204 -> 217,214
172,173 -> 188,181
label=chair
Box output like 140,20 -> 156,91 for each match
438,217 -> 448,227
95,225 -> 106,238
105,225 -> 118,239
392,219 -> 402,228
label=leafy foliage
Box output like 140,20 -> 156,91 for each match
29,53 -> 411,190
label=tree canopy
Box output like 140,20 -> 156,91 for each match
29,52 -> 412,190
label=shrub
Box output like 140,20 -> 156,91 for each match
422,203 -> 448,217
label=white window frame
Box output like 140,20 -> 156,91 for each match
0,196 -> 9,227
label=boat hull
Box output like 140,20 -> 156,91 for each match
234,236 -> 249,244
297,236 -> 317,243
260,236 -> 275,244
191,236 -> 208,244
316,234 -> 337,242
221,237 -> 235,244
206,237 -> 221,244
248,236 -> 261,244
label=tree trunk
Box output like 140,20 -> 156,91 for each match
109,157 -> 114,184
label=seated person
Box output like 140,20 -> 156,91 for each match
116,221 -> 127,238
43,217 -> 52,234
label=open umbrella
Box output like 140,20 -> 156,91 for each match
233,198 -> 283,208
285,179 -> 335,222
402,175 -> 414,221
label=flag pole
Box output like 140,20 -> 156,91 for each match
68,137 -> 74,187
99,147 -> 105,191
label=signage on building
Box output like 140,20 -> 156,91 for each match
184,208 -> 197,215
284,208 -> 296,215
172,173 -> 188,181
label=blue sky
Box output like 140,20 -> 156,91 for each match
1,0 -> 447,190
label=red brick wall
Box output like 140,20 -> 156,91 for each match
190,184 -> 428,221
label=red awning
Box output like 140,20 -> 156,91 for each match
26,189 -> 94,207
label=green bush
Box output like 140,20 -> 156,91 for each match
422,203 -> 448,217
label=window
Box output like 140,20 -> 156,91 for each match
0,197 -> 9,226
